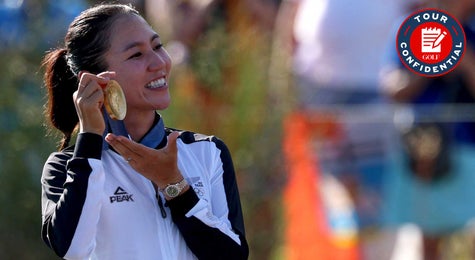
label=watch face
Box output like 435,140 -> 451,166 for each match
165,185 -> 180,197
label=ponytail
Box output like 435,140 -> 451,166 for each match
42,48 -> 79,150
41,4 -> 140,150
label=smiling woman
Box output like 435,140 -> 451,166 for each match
39,4 -> 248,260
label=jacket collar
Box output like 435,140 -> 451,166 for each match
102,110 -> 166,150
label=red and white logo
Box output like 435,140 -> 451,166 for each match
396,8 -> 466,77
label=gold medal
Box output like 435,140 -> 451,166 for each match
103,80 -> 127,120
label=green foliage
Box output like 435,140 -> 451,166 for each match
0,1 -> 63,258
0,51 -> 58,259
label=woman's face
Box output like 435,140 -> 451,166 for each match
104,14 -> 172,115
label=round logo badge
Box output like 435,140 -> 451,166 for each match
396,8 -> 466,77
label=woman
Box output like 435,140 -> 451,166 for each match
40,4 -> 248,259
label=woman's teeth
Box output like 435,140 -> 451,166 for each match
146,78 -> 166,89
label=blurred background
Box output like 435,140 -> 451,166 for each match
2,0 -> 475,259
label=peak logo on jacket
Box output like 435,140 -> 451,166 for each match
110,186 -> 134,203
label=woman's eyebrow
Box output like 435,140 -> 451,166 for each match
122,33 -> 160,52
151,34 -> 160,42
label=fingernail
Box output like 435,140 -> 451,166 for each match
105,134 -> 113,141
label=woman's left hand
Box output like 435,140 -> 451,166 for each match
105,131 -> 183,187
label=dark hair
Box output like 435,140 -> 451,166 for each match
41,4 -> 139,150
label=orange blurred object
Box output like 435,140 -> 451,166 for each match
282,112 -> 360,260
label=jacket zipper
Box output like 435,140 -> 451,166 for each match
156,193 -> 167,218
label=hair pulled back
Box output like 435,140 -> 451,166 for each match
41,4 -> 139,150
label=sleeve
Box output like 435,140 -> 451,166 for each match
41,133 -> 105,259
167,137 -> 249,260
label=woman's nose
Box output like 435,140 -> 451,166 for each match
148,50 -> 170,71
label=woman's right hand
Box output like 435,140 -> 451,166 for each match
73,71 -> 116,135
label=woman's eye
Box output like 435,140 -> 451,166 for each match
154,44 -> 163,51
128,52 -> 142,59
